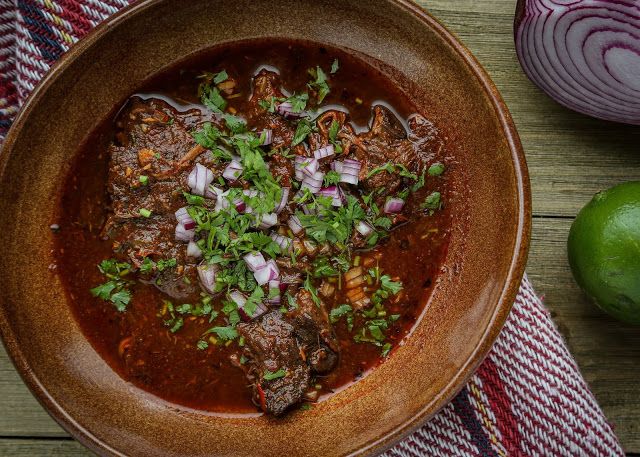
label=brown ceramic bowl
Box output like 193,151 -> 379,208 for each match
0,0 -> 530,455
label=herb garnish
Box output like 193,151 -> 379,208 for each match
90,259 -> 133,312
263,369 -> 287,381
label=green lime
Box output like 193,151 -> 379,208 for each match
568,181 -> 640,324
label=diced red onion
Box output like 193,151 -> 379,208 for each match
204,186 -> 217,199
243,251 -> 267,272
258,212 -> 278,230
197,263 -> 218,295
175,207 -> 190,223
318,185 -> 344,207
175,223 -> 195,242
214,189 -> 230,212
186,240 -> 202,258
340,172 -> 359,185
384,197 -> 405,214
331,161 -> 343,173
187,163 -> 214,196
268,279 -> 281,305
230,290 -> 267,321
238,300 -> 268,321
515,0 -> 640,125
271,233 -> 293,253
313,145 -> 334,160
222,159 -> 243,182
234,199 -> 247,213
254,260 -> 280,286
300,204 -> 314,215
301,171 -> 324,194
294,156 -> 307,181
276,101 -> 304,119
180,215 -> 196,230
260,129 -> 273,146
229,290 -> 247,308
302,158 -> 319,178
340,159 -> 361,185
356,220 -> 375,237
303,239 -> 317,255
287,215 -> 303,235
275,187 -> 290,214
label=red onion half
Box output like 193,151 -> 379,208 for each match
515,0 -> 640,125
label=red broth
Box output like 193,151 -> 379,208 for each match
54,39 -> 452,414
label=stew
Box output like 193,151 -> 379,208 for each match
54,40 -> 452,415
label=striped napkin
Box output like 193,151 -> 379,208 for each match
0,1 -> 625,455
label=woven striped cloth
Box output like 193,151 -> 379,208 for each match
0,1 -> 626,456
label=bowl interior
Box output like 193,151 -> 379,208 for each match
0,0 -> 529,456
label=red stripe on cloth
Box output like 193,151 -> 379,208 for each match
477,357 -> 523,456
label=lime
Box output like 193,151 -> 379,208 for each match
568,181 -> 640,324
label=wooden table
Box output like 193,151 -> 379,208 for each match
1,0 -> 639,455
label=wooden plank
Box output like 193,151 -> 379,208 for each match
527,217 -> 640,452
0,439 -> 91,456
0,348 -> 67,437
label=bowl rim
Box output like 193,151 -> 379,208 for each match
0,0 -> 531,455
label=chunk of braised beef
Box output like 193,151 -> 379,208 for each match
340,105 -> 419,199
238,311 -> 310,416
103,97 -> 210,300
247,70 -> 299,151
289,290 -> 339,374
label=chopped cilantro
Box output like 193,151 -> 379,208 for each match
329,304 -> 353,323
139,257 -> 154,274
243,287 -> 264,318
292,119 -> 313,146
139,175 -> 148,185
197,340 -> 209,350
428,162 -> 445,176
213,70 -> 228,84
323,170 -> 341,186
156,258 -> 177,271
304,275 -> 321,306
263,369 -> 287,381
285,93 -> 309,113
91,259 -> 132,312
381,343 -> 392,357
169,317 -> 184,333
258,96 -> 277,113
204,326 -> 238,341
192,122 -> 225,152
201,85 -> 227,111
421,192 -> 442,213
380,275 -> 403,294
330,59 -> 339,74
366,162 -> 396,178
183,192 -> 206,207
308,66 -> 330,102
411,171 -> 426,192
328,120 -> 340,142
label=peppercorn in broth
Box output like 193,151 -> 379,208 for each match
55,39 -> 452,415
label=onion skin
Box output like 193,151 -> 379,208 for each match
515,0 -> 640,125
